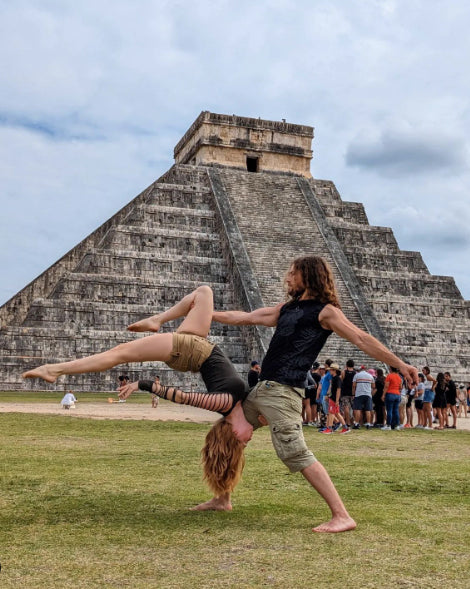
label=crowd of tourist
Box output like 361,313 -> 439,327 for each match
290,359 -> 470,433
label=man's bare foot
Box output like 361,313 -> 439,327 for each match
127,317 -> 162,332
190,498 -> 233,512
22,365 -> 59,383
312,515 -> 356,533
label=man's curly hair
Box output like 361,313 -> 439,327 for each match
287,256 -> 341,308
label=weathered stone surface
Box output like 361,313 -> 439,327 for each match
174,111 -> 313,177
1,111 -> 469,390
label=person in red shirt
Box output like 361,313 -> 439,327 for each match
381,367 -> 403,430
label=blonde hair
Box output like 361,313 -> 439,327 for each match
201,419 -> 246,496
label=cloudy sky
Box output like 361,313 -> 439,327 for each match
1,0 -> 469,306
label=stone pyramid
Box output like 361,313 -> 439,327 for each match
1,111 -> 469,391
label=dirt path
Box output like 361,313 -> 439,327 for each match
0,400 -> 219,423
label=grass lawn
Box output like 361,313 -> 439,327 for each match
0,411 -> 469,588
0,391 -> 151,404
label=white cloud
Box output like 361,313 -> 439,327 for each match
346,126 -> 469,176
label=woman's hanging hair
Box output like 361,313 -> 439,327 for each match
201,419 -> 246,495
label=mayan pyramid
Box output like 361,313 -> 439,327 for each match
1,111 -> 469,391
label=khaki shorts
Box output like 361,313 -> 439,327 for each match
243,380 -> 317,473
165,333 -> 215,373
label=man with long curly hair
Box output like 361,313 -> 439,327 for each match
195,255 -> 418,533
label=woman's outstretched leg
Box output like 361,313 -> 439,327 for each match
22,333 -> 174,383
128,285 -> 213,336
23,285 -> 215,384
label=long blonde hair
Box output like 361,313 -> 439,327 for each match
201,419 -> 246,496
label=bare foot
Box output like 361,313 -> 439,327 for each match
22,365 -> 59,383
190,498 -> 233,512
312,515 -> 357,533
127,317 -> 162,332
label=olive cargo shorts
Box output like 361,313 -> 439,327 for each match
243,380 -> 317,473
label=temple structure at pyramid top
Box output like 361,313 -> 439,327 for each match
174,111 -> 314,177
1,110 -> 469,391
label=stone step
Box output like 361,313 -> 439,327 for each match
76,249 -> 227,282
158,165 -> 212,190
337,202 -> 369,224
385,329 -> 470,346
49,275 -> 237,306
323,203 -> 369,225
135,203 -> 216,216
131,203 -> 216,223
100,225 -> 223,257
310,179 -> 343,206
355,273 -> 461,299
343,250 -> 428,274
22,299 -> 243,333
311,197 -> 370,225
376,313 -> 469,330
152,182 -> 212,194
144,187 -> 214,210
332,225 -> 399,250
368,295 -> 469,316
126,207 -> 217,232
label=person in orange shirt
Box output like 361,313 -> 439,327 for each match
381,366 -> 403,430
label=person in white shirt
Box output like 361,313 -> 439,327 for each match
61,391 -> 77,409
352,366 -> 375,429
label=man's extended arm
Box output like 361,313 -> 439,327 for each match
319,305 -> 418,386
213,303 -> 283,327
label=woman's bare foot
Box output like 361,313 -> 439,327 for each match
312,515 -> 357,533
190,497 -> 233,511
127,317 -> 162,332
22,365 -> 59,383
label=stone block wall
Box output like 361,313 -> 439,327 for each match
2,155 -> 469,392
310,179 -> 470,380
0,166 -> 253,391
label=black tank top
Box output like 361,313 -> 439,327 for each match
341,370 -> 355,397
259,299 -> 332,387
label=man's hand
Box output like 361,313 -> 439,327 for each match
399,363 -> 419,388
118,381 -> 140,400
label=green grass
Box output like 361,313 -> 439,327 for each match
0,411 -> 469,588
